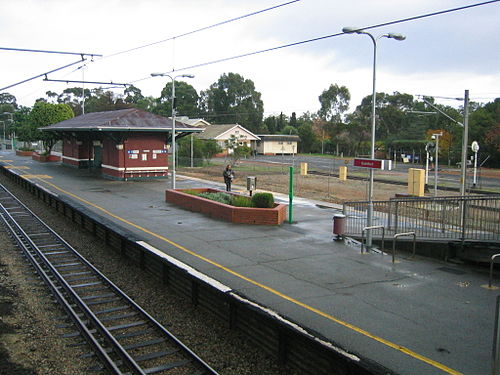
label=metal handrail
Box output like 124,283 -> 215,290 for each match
392,232 -> 416,263
343,195 -> 500,243
361,225 -> 385,254
489,254 -> 500,288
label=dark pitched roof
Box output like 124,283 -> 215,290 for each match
42,108 -> 202,133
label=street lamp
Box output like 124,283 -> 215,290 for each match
342,26 -> 405,247
150,73 -> 195,189
431,132 -> 443,197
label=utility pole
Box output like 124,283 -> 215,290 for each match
432,132 -> 443,197
460,90 -> 470,196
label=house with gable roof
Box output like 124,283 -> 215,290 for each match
195,124 -> 260,156
175,116 -> 211,128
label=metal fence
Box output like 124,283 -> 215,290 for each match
343,195 -> 500,242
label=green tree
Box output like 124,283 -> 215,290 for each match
318,84 -> 350,123
200,72 -> 264,132
0,92 -> 18,113
82,88 -> 131,113
263,115 -> 278,134
0,93 -> 19,141
10,106 -> 32,144
281,125 -> 298,135
297,122 -> 317,153
28,102 -> 74,154
201,139 -> 222,161
153,81 -> 199,118
469,98 -> 500,167
123,85 -> 155,111
178,136 -> 205,166
317,85 -> 351,155
56,87 -> 91,116
289,112 -> 298,128
178,137 -> 222,165
124,85 -> 144,104
224,134 -> 251,164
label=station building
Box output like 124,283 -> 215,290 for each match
43,108 -> 203,180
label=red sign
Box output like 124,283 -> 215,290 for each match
353,158 -> 391,170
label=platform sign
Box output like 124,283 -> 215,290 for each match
353,158 -> 392,170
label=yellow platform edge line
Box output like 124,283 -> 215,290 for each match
35,177 -> 462,375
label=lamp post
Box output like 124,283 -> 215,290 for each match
0,121 -> 4,150
150,73 -> 195,189
342,27 -> 405,247
2,112 -> 14,150
432,132 -> 443,197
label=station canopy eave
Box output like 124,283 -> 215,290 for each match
41,108 -> 204,138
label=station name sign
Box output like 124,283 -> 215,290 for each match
353,158 -> 392,170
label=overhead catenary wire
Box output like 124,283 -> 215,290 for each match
0,59 -> 86,92
101,0 -> 302,60
129,0 -> 500,84
1,1 -> 301,97
131,0 -> 500,83
0,47 -> 101,58
43,78 -> 129,87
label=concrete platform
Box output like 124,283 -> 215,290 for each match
1,150 -> 497,375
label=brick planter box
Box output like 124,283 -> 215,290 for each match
16,150 -> 34,157
165,188 -> 287,225
32,152 -> 61,162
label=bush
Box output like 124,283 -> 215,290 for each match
231,195 -> 253,207
198,192 -> 232,205
251,192 -> 274,208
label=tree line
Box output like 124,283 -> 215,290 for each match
0,71 -> 498,166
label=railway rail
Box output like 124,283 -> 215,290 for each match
0,182 -> 219,375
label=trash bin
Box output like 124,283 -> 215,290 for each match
332,214 -> 346,240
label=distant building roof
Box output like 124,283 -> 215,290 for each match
42,108 -> 203,133
197,124 -> 260,141
257,134 -> 300,142
175,116 -> 211,127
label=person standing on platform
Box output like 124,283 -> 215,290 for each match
223,164 -> 235,191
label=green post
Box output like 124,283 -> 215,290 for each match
289,166 -> 294,223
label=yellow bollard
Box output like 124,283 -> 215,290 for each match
408,168 -> 425,196
300,162 -> 308,176
339,166 -> 347,181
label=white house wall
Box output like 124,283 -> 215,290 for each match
257,141 -> 297,155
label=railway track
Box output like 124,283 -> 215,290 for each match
0,182 -> 220,375
308,169 -> 497,194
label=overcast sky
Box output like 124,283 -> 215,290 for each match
1,0 -> 499,117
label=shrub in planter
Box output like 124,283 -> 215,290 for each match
18,147 -> 35,152
231,195 -> 253,207
251,192 -> 274,208
198,191 -> 232,205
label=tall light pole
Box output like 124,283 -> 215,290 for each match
2,112 -> 14,149
151,73 -> 195,189
342,27 -> 405,247
0,121 -> 4,150
432,132 -> 443,197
